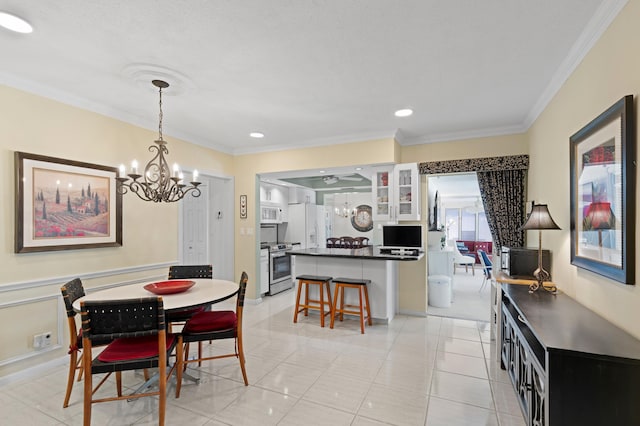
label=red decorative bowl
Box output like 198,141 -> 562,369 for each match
144,280 -> 195,295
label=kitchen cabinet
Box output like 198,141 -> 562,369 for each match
500,284 -> 640,426
372,163 -> 420,222
289,187 -> 316,204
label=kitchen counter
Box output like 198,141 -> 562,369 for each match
289,246 -> 424,323
287,246 -> 424,261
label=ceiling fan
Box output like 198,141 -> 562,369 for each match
322,174 -> 363,185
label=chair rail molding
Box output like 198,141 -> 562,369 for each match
0,262 -> 176,293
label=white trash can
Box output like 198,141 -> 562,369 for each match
428,275 -> 452,308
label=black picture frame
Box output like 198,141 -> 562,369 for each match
15,152 -> 123,253
569,95 -> 635,284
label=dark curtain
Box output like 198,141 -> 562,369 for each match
419,155 -> 529,253
476,169 -> 526,251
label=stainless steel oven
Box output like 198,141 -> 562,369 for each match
268,243 -> 293,295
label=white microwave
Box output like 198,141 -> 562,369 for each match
261,205 -> 282,223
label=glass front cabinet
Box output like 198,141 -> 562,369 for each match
372,163 -> 420,222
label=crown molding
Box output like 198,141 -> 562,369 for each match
523,0 -> 628,129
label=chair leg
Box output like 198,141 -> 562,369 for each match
237,335 -> 249,386
293,280 -> 303,323
82,349 -> 92,426
63,350 -> 79,408
358,287 -> 365,334
339,286 -> 345,322
363,285 -> 373,326
330,285 -> 339,329
77,357 -> 84,381
319,281 -> 325,327
304,283 -> 310,316
116,371 -> 122,397
175,336 -> 184,398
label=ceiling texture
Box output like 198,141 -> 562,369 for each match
0,0 -> 622,155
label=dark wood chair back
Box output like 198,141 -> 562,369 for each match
168,264 -> 213,279
326,237 -> 340,248
80,296 -> 176,425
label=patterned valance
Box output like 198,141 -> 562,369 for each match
418,155 -> 529,174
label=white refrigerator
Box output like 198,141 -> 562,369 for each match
286,203 -> 318,249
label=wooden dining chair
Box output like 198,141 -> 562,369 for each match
175,272 -> 249,397
60,278 -> 113,408
340,236 -> 355,248
80,296 -> 177,426
326,237 -> 340,248
167,264 -> 214,364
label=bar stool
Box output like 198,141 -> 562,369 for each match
293,275 -> 333,327
330,277 -> 372,334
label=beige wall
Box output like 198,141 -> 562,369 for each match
527,0 -> 640,338
0,85 -> 232,376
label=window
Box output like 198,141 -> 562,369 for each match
460,210 -> 476,240
444,208 -> 459,241
478,212 -> 491,241
444,208 -> 492,242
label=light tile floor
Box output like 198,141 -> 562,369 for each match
0,288 -> 526,426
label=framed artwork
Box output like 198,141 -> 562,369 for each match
569,95 -> 635,284
15,152 -> 123,253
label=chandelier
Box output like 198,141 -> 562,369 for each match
334,196 -> 356,218
117,80 -> 201,203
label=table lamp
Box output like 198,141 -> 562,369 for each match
519,202 -> 561,293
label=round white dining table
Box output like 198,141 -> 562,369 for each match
72,278 -> 238,312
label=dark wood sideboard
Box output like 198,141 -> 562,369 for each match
500,284 -> 640,426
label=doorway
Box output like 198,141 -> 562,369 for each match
180,174 -> 234,281
427,173 -> 492,322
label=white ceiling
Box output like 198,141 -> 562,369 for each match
0,0 -> 622,155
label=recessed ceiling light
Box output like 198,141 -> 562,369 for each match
319,170 -> 326,174
0,12 -> 33,33
394,108 -> 413,117
249,132 -> 264,138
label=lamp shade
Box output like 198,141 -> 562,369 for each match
520,204 -> 560,230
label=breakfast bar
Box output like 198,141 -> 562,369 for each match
288,246 -> 423,323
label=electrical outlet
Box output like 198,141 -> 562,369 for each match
33,332 -> 53,349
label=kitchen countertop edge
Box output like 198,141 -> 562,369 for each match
288,247 -> 424,261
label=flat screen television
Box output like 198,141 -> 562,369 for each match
382,225 -> 423,249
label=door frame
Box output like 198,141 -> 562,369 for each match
178,171 -> 235,280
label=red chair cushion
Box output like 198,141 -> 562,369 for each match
183,310 -> 237,333
98,334 -> 176,362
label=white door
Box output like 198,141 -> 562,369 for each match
181,174 -> 234,281
208,177 -> 234,280
181,182 -> 209,264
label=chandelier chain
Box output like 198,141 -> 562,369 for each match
158,85 -> 163,141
